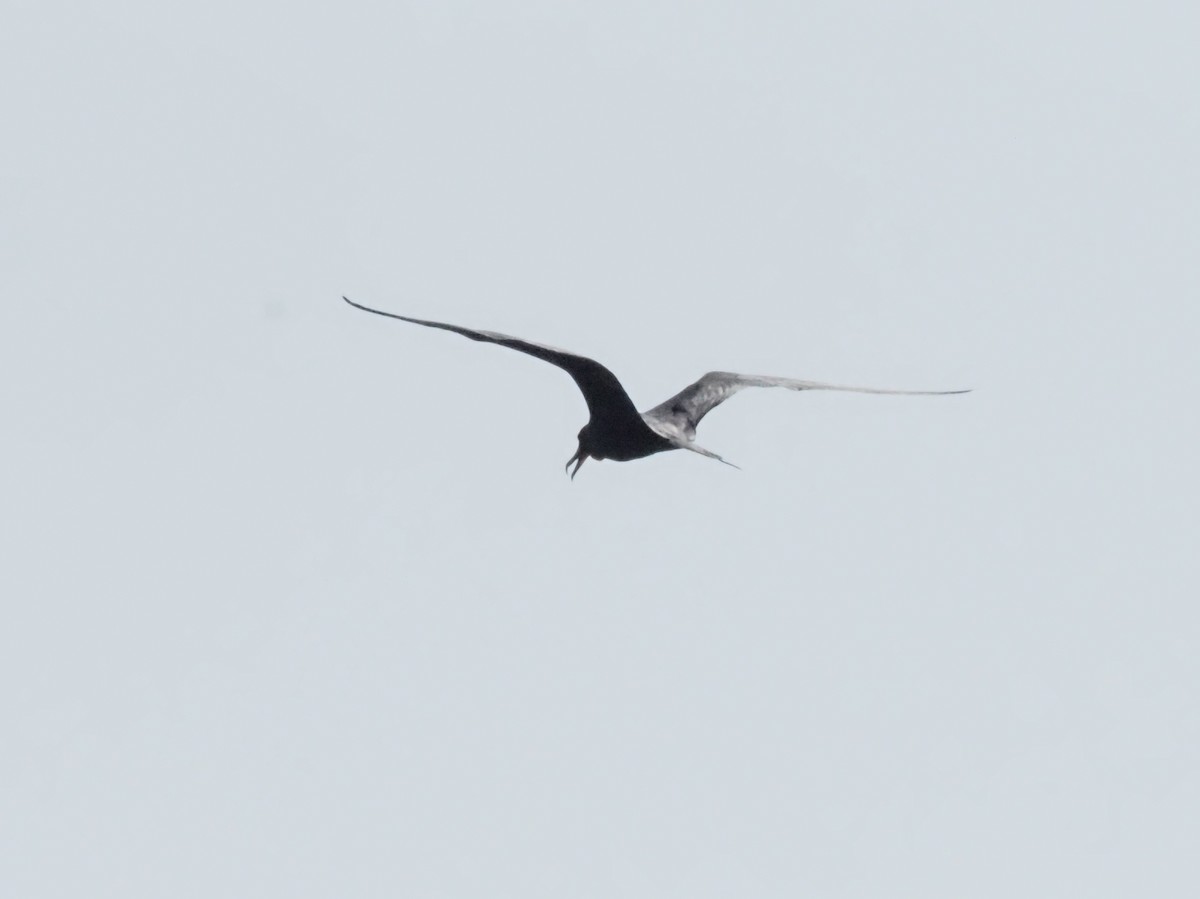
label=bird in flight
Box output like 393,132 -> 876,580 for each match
343,297 -> 968,479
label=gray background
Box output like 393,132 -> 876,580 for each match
4,2 -> 1198,896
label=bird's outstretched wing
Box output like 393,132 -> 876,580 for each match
343,297 -> 644,428
644,371 -> 970,439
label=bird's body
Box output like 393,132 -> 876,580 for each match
579,418 -> 675,464
343,297 -> 968,478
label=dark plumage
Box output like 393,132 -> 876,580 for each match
343,297 -> 968,478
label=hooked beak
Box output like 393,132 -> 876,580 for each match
565,446 -> 587,480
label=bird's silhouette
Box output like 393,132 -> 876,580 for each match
343,297 -> 968,478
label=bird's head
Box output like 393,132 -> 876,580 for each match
565,425 -> 593,480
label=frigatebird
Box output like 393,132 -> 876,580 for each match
343,297 -> 968,478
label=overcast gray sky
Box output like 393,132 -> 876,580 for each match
4,2 -> 1198,896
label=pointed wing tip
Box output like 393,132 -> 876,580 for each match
342,295 -> 394,313
342,297 -> 419,325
